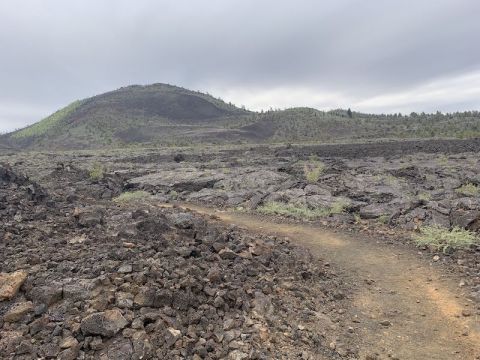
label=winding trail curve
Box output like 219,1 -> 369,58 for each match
165,203 -> 480,360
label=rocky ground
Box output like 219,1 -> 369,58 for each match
1,139 -> 480,358
0,162 -> 355,359
123,141 -> 480,303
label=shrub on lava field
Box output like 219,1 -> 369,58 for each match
303,160 -> 325,183
455,183 -> 480,197
257,200 -> 346,219
417,192 -> 432,202
113,190 -> 150,203
258,202 -> 329,219
378,215 -> 390,224
89,162 -> 105,181
414,226 -> 478,253
329,200 -> 348,215
169,190 -> 179,200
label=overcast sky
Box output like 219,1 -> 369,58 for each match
1,0 -> 480,132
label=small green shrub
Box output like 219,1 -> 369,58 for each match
414,226 -> 478,253
89,163 -> 105,180
258,202 -> 329,219
384,174 -> 399,186
257,201 -> 348,219
417,192 -> 432,202
113,190 -> 150,203
303,160 -> 325,183
436,155 -> 450,166
169,190 -> 179,200
330,200 -> 348,214
455,183 -> 480,197
378,215 -> 390,224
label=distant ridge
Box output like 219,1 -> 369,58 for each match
1,83 -> 480,150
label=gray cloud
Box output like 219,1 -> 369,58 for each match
1,0 -> 479,132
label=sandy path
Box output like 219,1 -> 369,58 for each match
166,203 -> 480,360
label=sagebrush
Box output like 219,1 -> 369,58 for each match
414,226 -> 478,253
455,183 -> 480,196
113,190 -> 150,203
257,201 -> 346,219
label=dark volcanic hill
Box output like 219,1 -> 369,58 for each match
0,84 -> 252,149
2,83 -> 480,150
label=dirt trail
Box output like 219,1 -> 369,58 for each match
168,203 -> 480,360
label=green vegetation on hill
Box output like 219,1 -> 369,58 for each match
258,108 -> 480,142
12,100 -> 85,139
2,83 -> 480,150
